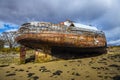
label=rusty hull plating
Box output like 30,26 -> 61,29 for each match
16,20 -> 107,53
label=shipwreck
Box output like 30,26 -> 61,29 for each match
15,20 -> 107,63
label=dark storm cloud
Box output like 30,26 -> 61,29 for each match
0,0 -> 120,43
0,0 -> 112,24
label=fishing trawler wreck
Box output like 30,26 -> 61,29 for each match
16,20 -> 107,63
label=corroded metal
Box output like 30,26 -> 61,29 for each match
20,46 -> 26,64
16,20 -> 107,53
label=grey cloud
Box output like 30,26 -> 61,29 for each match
0,0 -> 120,43
92,0 -> 120,29
0,0 -> 112,24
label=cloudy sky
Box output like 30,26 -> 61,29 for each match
0,0 -> 120,45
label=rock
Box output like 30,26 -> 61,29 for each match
113,75 -> 120,80
0,64 -> 9,67
39,66 -> 51,72
33,76 -> 39,80
27,73 -> 35,77
6,71 -> 10,73
71,78 -> 75,80
6,73 -> 16,76
109,64 -> 120,67
64,64 -> 67,66
91,67 -> 97,69
75,73 -> 80,76
86,75 -> 90,78
98,75 -> 103,78
11,67 -> 15,68
52,70 -> 63,76
72,72 -> 80,76
19,69 -> 24,72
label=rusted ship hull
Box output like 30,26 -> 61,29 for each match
16,31 -> 106,49
16,20 -> 107,63
16,20 -> 107,53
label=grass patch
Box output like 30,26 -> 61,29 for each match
0,47 -> 20,54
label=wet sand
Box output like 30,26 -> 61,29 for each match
0,47 -> 120,80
